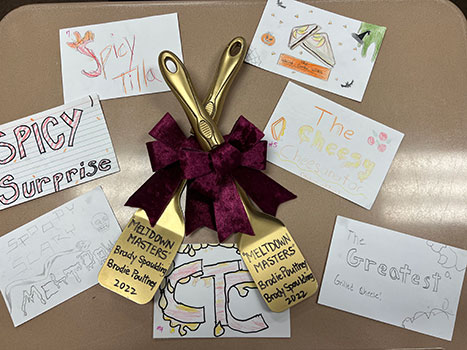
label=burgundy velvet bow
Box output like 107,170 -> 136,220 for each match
125,113 -> 296,242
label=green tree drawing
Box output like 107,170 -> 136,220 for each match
358,22 -> 386,62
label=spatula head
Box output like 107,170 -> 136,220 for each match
98,184 -> 185,304
238,211 -> 319,312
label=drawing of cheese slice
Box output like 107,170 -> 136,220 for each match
288,24 -> 320,50
271,117 -> 286,141
301,32 -> 336,67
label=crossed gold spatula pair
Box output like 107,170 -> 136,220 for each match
159,44 -> 318,312
98,37 -> 248,304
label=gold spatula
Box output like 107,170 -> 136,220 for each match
159,51 -> 319,312
98,37 -> 247,304
202,37 -> 246,123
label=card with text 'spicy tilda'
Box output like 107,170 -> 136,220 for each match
0,95 -> 119,211
264,82 -> 403,209
246,0 -> 386,101
318,216 -> 467,341
59,13 -> 183,102
0,187 -> 122,326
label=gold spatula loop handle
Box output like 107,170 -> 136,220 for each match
203,36 -> 247,123
159,51 -> 224,151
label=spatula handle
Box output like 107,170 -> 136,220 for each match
159,51 -> 224,151
203,36 -> 246,123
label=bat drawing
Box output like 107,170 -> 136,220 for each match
341,80 -> 354,88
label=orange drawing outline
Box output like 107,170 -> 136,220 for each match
271,117 -> 286,141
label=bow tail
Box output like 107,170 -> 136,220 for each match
185,185 -> 216,235
234,167 -> 297,216
213,179 -> 255,242
125,164 -> 184,227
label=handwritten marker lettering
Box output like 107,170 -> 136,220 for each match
60,14 -> 182,102
0,95 -> 119,210
153,244 -> 291,338
346,248 -> 442,292
240,232 -> 318,310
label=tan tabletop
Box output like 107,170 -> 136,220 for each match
0,0 -> 466,349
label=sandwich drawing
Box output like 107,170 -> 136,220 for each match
288,24 -> 319,50
288,24 -> 336,67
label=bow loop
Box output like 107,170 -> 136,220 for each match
149,113 -> 186,149
146,141 -> 179,172
227,116 -> 264,151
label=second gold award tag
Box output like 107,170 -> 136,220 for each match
237,209 -> 319,312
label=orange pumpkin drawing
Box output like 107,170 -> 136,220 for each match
261,32 -> 276,46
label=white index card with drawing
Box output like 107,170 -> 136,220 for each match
0,187 -> 121,326
59,13 -> 183,102
246,0 -> 386,101
153,244 -> 291,338
0,94 -> 119,211
263,82 -> 403,210
318,216 -> 467,341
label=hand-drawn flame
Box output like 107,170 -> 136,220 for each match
66,31 -> 95,49
271,117 -> 287,141
66,31 -> 102,78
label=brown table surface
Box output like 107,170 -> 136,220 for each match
0,0 -> 466,349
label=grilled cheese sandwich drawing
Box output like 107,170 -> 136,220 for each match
288,24 -> 336,67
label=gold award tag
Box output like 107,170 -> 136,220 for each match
238,227 -> 319,312
98,185 -> 185,304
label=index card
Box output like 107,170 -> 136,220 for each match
0,187 -> 122,326
59,13 -> 183,102
246,0 -> 386,101
263,82 -> 403,209
318,216 -> 467,341
0,94 -> 119,211
153,244 -> 291,338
